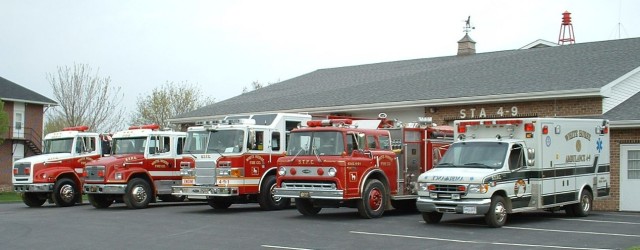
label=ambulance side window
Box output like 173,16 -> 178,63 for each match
509,144 -> 524,170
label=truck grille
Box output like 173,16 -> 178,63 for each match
85,166 -> 105,181
13,162 -> 30,176
432,184 -> 465,193
281,182 -> 336,190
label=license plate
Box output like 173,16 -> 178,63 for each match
299,191 -> 310,198
90,186 -> 97,192
182,178 -> 195,186
463,206 -> 477,214
451,194 -> 460,200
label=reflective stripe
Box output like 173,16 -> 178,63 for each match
216,178 -> 260,185
148,171 -> 181,177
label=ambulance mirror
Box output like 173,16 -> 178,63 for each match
527,148 -> 535,160
527,159 -> 535,167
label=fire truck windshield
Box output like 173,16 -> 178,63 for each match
436,142 -> 508,169
287,131 -> 345,156
113,137 -> 147,155
43,138 -> 74,154
184,129 -> 245,154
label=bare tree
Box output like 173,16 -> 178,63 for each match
46,63 -> 125,133
130,81 -> 214,129
0,101 -> 8,144
241,80 -> 278,94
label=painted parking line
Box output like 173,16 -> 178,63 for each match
350,231 -> 615,250
262,245 -> 314,250
558,218 -> 640,225
501,226 -> 640,238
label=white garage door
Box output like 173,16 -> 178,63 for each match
620,144 -> 640,211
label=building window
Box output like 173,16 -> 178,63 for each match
629,150 -> 640,179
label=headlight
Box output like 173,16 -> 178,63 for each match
418,182 -> 429,191
278,167 -> 286,176
468,184 -> 489,193
114,172 -> 123,180
180,168 -> 194,176
327,167 -> 336,177
218,169 -> 230,176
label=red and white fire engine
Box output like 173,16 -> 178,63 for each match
83,124 -> 186,209
12,126 -> 111,207
172,113 -> 311,210
274,117 -> 453,218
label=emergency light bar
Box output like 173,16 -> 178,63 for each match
195,119 -> 256,126
307,119 -> 353,127
62,125 -> 89,132
128,124 -> 160,130
457,119 -> 527,133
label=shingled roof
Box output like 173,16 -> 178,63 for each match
173,37 -> 640,122
605,91 -> 640,128
0,76 -> 57,105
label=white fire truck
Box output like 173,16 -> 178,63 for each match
171,113 -> 311,210
274,117 -> 453,218
12,126 -> 110,207
416,118 -> 611,227
83,124 -> 186,209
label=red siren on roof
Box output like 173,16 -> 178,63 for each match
62,126 -> 89,132
128,124 -> 160,130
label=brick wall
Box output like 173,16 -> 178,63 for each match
0,101 -> 13,189
24,103 -> 44,157
426,97 -> 602,126
595,129 -> 640,211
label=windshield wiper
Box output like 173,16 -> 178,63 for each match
289,148 -> 305,163
435,162 -> 454,168
463,162 -> 493,168
311,145 -> 323,163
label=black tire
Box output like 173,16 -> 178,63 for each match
572,190 -> 593,217
422,212 -> 443,224
207,197 -> 232,209
158,194 -> 186,202
258,175 -> 291,210
124,178 -> 152,209
21,193 -> 46,207
295,198 -> 321,216
484,195 -> 508,228
357,179 -> 386,219
51,178 -> 79,207
88,194 -> 114,208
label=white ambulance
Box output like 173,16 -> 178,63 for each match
416,118 -> 610,227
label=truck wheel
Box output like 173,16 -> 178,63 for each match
258,175 -> 291,210
572,190 -> 592,217
422,212 -> 443,224
357,179 -> 386,219
51,178 -> 79,207
484,195 -> 508,228
207,197 -> 232,209
21,193 -> 46,207
88,194 -> 113,208
124,178 -> 152,209
295,198 -> 321,216
158,195 -> 186,202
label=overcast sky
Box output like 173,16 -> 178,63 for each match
1,0 -> 639,116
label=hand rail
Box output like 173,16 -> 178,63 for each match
1,126 -> 43,153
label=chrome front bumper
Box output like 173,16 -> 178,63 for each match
83,184 -> 127,194
13,184 -> 54,193
171,186 -> 239,197
416,196 -> 492,215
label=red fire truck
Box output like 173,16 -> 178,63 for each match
274,117 -> 453,218
12,126 -> 111,207
172,113 -> 311,210
83,124 -> 186,209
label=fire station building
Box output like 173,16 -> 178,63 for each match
171,37 -> 640,212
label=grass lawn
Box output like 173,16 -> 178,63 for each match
0,192 -> 22,202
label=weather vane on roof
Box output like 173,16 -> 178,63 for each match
463,16 -> 475,34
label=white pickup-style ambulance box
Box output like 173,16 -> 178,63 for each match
416,118 -> 610,227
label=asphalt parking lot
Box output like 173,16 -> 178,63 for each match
0,200 -> 638,250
